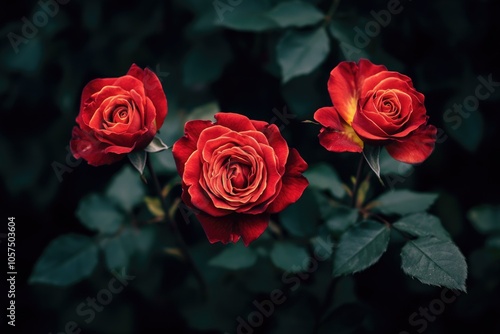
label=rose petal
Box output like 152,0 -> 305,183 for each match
200,145 -> 265,209
128,89 -> 146,129
143,68 -> 168,130
172,120 -> 213,176
80,78 -> 117,113
81,87 -> 130,128
267,148 -> 309,213
94,128 -> 151,149
104,145 -> 135,155
318,127 -> 364,153
238,214 -> 270,246
214,112 -> 256,132
184,151 -> 229,217
121,64 -> 167,129
329,59 -> 387,125
361,70 -> 413,96
314,106 -> 338,129
261,124 -> 288,174
125,64 -> 168,130
112,75 -> 145,98
126,64 -> 144,80
357,59 -> 388,83
314,107 -> 363,152
250,120 -> 269,131
385,125 -> 437,164
202,130 -> 264,163
196,213 -> 270,246
236,144 -> 280,214
197,125 -> 233,153
70,126 -> 123,166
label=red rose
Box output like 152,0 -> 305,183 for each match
172,113 -> 309,246
70,64 -> 167,166
314,59 -> 436,164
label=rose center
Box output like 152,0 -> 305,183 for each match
102,96 -> 140,130
373,90 -> 401,118
226,160 -> 250,189
113,106 -> 129,122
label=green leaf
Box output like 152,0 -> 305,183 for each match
281,70 -> 324,118
304,163 -> 346,198
401,236 -> 467,291
379,147 -> 413,176
311,233 -> 334,260
371,190 -> 439,216
128,150 -> 147,175
76,193 -> 124,234
186,7 -> 221,36
266,1 -> 324,28
333,221 -> 390,277
183,35 -> 232,87
100,227 -> 156,271
393,213 -> 451,241
29,234 -> 98,286
144,136 -> 169,153
328,20 -> 370,62
100,235 -> 129,270
467,204 -> 500,234
133,227 -> 156,253
215,0 -> 277,32
326,207 -> 359,235
270,242 -> 309,272
363,145 -> 382,183
208,242 -> 258,270
280,188 -> 319,237
276,27 -> 330,83
106,166 -> 146,212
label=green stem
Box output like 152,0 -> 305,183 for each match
315,154 -> 365,331
351,155 -> 365,208
146,154 -> 207,299
323,0 -> 341,26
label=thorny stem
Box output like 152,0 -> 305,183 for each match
146,154 -> 207,299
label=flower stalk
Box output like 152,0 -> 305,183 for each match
146,153 -> 207,299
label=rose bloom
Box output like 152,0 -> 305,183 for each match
314,59 -> 436,164
172,113 -> 309,245
70,64 -> 167,166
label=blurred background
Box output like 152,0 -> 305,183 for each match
1,0 -> 500,333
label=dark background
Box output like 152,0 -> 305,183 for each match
1,0 -> 500,333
